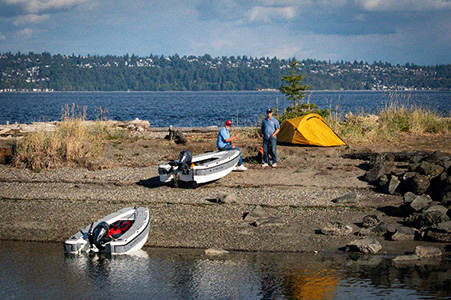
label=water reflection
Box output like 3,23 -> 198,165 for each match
1,241 -> 450,299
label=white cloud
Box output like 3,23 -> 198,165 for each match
354,0 -> 451,11
16,28 -> 33,38
249,6 -> 296,23
4,0 -> 89,13
0,33 -> 6,41
13,14 -> 50,25
211,38 -> 234,51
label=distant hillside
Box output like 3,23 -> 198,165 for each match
1,52 -> 450,92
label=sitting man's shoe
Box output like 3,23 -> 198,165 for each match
262,163 -> 269,167
234,165 -> 247,171
271,163 -> 277,168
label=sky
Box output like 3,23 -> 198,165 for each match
0,0 -> 450,65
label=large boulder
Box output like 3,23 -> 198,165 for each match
422,150 -> 449,166
363,153 -> 395,182
414,245 -> 442,258
439,175 -> 451,206
403,192 -> 417,205
391,226 -> 416,241
358,222 -> 396,237
416,161 -> 444,178
407,211 -> 450,229
387,175 -> 401,195
420,221 -> 451,242
404,173 -> 431,195
409,194 -> 432,212
345,238 -> 382,254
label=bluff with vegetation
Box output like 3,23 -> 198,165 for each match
1,52 -> 450,92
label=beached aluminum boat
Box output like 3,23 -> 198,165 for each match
158,149 -> 240,187
64,207 -> 150,254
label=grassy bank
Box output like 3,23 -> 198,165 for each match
13,107 -> 131,170
326,102 -> 451,144
10,102 -> 451,170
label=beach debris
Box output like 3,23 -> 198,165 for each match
320,222 -> 353,236
249,217 -> 284,227
0,145 -> 13,164
126,118 -> 150,133
166,125 -> 187,144
345,237 -> 382,254
205,248 -> 229,256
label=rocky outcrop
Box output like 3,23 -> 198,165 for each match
350,150 -> 451,243
359,150 -> 450,204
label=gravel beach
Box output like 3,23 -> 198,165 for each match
1,129 -> 450,254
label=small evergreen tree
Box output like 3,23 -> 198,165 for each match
277,58 -> 330,123
279,58 -> 309,108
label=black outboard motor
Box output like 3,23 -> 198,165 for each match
178,150 -> 192,174
88,221 -> 111,251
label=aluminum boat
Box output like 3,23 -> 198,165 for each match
64,207 -> 150,254
158,149 -> 240,187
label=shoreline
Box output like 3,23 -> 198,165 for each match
1,128 -> 450,255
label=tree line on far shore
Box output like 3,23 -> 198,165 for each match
1,52 -> 450,92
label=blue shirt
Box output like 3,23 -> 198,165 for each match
261,117 -> 280,139
216,126 -> 231,149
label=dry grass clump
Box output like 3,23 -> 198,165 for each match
13,105 -> 129,170
326,103 -> 451,144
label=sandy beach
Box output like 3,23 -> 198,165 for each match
0,128 -> 450,254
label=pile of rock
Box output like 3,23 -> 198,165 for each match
358,151 -> 451,243
362,151 -> 450,204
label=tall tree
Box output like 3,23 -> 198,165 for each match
279,58 -> 309,108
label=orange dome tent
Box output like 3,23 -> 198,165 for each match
277,113 -> 346,146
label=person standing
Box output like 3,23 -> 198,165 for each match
217,120 -> 247,171
261,108 -> 280,167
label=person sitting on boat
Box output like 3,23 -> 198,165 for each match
217,120 -> 247,171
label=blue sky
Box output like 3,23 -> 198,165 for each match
0,0 -> 450,65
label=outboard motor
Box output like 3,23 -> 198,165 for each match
178,150 -> 192,174
88,221 -> 111,251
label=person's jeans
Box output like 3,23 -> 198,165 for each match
218,145 -> 243,166
263,137 -> 277,164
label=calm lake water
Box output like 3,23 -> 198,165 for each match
0,91 -> 449,127
0,241 -> 450,299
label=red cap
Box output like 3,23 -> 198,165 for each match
225,120 -> 232,126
